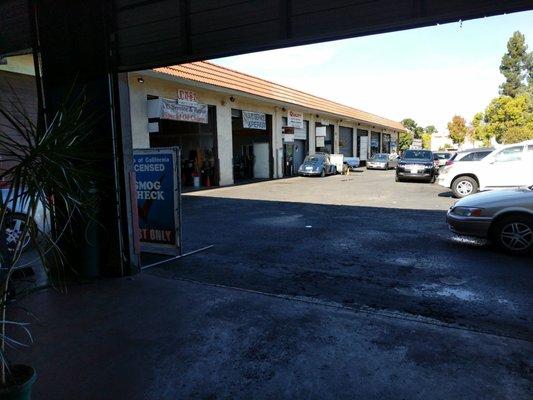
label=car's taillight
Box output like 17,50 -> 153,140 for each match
445,160 -> 454,166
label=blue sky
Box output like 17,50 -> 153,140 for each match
212,11 -> 533,133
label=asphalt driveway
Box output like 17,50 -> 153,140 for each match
154,170 -> 532,341
14,169 -> 533,399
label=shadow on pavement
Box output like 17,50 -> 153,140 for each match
145,195 -> 533,342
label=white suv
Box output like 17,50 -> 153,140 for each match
437,140 -> 533,198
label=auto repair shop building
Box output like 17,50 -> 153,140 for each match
131,62 -> 405,187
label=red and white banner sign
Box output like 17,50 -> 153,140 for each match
287,110 -> 304,129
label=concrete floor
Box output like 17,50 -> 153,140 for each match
12,170 -> 533,399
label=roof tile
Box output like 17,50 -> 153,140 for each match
153,61 -> 405,131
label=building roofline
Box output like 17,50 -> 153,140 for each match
151,61 -> 406,132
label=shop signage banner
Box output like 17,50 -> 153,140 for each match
160,98 -> 208,124
316,126 -> 327,137
316,136 -> 325,147
177,89 -> 199,106
133,147 -> 181,255
283,133 -> 295,143
242,111 -> 267,130
287,110 -> 304,129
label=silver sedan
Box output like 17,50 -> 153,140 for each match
446,186 -> 533,255
366,153 -> 398,170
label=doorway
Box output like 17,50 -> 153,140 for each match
149,104 -> 219,188
339,126 -> 354,157
357,129 -> 369,165
282,118 -> 309,176
232,109 -> 273,181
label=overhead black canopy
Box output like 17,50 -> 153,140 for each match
1,0 -> 532,70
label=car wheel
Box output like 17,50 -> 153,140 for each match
320,169 -> 325,177
492,215 -> 533,255
452,176 -> 478,198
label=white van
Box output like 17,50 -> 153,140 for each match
437,140 -> 533,198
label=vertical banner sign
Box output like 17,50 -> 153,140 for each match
287,110 -> 304,129
133,147 -> 181,255
360,136 -> 368,161
242,111 -> 267,130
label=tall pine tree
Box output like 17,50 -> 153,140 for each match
499,31 -> 531,97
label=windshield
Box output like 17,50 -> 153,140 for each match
434,153 -> 450,159
403,150 -> 432,160
371,154 -> 388,161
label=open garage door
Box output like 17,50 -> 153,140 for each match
339,126 -> 354,157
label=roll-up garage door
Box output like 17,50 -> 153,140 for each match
339,126 -> 353,157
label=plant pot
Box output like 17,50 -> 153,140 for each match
0,365 -> 37,400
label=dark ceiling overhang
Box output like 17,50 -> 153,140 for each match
113,0 -> 533,71
2,1 -> 532,71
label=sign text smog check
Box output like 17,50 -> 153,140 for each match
133,148 -> 181,254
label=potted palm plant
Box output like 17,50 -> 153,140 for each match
0,84 -> 100,399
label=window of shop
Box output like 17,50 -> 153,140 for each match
149,104 -> 219,188
282,117 -> 309,176
382,133 -> 391,153
316,123 -> 333,153
370,131 -> 381,157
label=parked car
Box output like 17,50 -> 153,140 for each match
395,150 -> 437,183
433,152 -> 452,168
298,153 -> 336,177
438,140 -> 533,198
444,148 -> 494,168
0,188 -> 50,252
447,185 -> 533,255
367,153 -> 398,170
343,156 -> 360,171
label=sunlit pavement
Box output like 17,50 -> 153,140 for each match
16,169 -> 533,399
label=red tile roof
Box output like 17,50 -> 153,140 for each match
154,61 -> 405,131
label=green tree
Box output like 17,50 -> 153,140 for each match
471,112 -> 491,146
398,132 -> 413,151
401,118 -> 424,138
424,125 -> 438,135
500,31 -> 531,97
421,133 -> 432,149
501,125 -> 533,144
483,93 -> 532,143
447,115 -> 468,145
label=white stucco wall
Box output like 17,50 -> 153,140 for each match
127,71 -> 403,185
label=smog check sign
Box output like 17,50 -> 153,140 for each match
133,147 -> 181,255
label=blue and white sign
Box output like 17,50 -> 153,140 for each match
242,110 -> 267,130
133,147 -> 181,255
